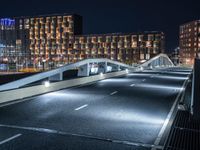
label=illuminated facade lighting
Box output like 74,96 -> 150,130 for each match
179,20 -> 200,65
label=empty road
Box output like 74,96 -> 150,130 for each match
0,68 -> 191,150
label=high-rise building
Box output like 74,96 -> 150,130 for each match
179,20 -> 200,65
0,13 -> 165,71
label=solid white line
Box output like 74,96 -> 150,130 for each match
75,104 -> 88,111
130,84 -> 135,87
110,91 -> 118,95
151,74 -> 190,150
0,134 -> 22,145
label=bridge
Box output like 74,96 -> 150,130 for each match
0,54 -> 196,150
0,53 -> 173,91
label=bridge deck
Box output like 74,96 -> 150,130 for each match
0,68 -> 190,150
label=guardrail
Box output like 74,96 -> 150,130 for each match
162,72 -> 192,149
0,58 -> 133,91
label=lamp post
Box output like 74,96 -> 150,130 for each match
42,59 -> 46,71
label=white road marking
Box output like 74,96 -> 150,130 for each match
110,91 -> 118,95
75,104 -> 88,111
151,74 -> 190,150
0,134 -> 22,145
130,84 -> 135,87
0,123 -> 163,149
142,79 -> 146,82
150,75 -> 154,78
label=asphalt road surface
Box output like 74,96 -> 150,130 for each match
0,67 -> 191,150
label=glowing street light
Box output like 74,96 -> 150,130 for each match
42,59 -> 46,71
44,81 -> 50,87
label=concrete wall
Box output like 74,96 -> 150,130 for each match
0,71 -> 127,104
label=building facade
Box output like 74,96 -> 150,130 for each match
0,14 -> 82,70
74,32 -> 165,65
0,13 -> 165,71
179,20 -> 200,65
0,18 -> 17,67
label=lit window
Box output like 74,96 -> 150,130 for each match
132,42 -> 137,48
146,41 -> 151,47
140,53 -> 144,59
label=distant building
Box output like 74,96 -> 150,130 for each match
179,20 -> 200,65
0,13 -> 165,70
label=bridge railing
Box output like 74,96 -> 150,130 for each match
0,70 -> 128,105
0,58 -> 133,91
0,53 -> 174,91
139,53 -> 174,69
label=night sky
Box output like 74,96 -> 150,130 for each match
0,0 -> 199,52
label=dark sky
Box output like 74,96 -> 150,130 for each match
0,0 -> 199,52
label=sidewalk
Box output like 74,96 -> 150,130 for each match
164,110 -> 200,150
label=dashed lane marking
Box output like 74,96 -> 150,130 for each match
110,91 -> 118,95
75,104 -> 88,111
0,134 -> 22,145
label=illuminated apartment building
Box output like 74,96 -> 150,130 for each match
0,14 -> 82,69
179,20 -> 200,65
74,32 -> 164,64
0,13 -> 165,70
16,14 -> 82,68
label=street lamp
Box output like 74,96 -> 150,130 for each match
42,59 -> 46,71
44,81 -> 50,87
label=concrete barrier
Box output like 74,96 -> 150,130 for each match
0,71 -> 127,104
